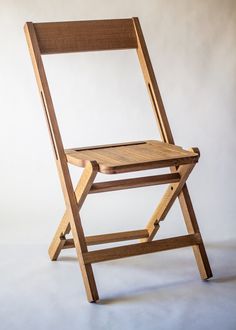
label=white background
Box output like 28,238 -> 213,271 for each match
0,1 -> 235,329
0,0 -> 235,244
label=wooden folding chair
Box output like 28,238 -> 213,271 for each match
24,18 -> 212,302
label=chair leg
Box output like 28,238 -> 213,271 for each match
48,161 -> 99,302
142,158 -> 212,280
69,209 -> 99,302
143,162 -> 196,241
48,162 -> 97,260
178,184 -> 212,279
48,213 -> 71,261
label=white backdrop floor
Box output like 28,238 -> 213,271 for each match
0,241 -> 235,330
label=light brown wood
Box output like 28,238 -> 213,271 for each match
143,159 -> 197,241
67,140 -> 146,152
34,19 -> 137,54
48,161 -> 98,260
132,17 -> 212,280
83,234 -> 202,264
132,17 -> 174,144
25,17 -> 212,303
66,140 -> 199,174
24,22 -> 99,302
89,173 -> 180,194
63,229 -> 149,248
178,184 -> 213,279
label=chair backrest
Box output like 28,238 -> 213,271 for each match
34,19 -> 137,54
24,17 -> 174,165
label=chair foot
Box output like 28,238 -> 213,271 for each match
193,244 -> 213,280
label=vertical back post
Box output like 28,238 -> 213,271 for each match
132,18 -> 212,279
132,17 -> 174,144
24,22 -> 99,302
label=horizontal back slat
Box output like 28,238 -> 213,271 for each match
34,19 -> 137,54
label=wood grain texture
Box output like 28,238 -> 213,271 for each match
62,229 -> 149,248
66,140 -> 199,174
178,184 -> 213,279
34,19 -> 137,54
143,162 -> 196,241
83,234 -> 202,264
89,173 -> 180,193
24,22 -> 99,302
132,18 -> 212,281
25,17 -> 213,302
132,17 -> 174,144
48,161 -> 98,260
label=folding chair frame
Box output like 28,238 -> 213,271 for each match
24,17 -> 212,302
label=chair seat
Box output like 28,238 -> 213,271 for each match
65,140 -> 199,174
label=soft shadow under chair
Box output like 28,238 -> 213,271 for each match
24,17 -> 212,302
